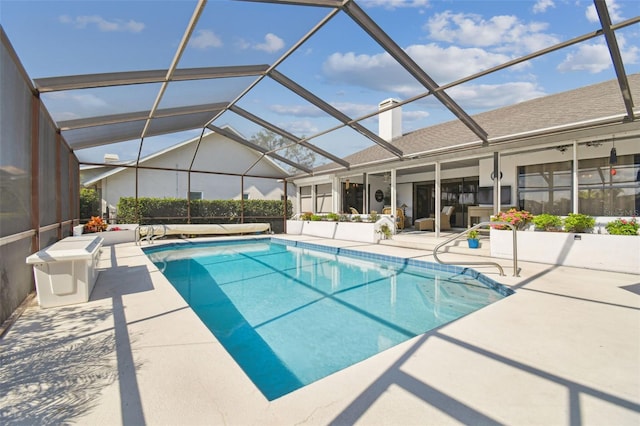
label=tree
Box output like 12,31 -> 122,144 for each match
250,130 -> 316,173
80,188 -> 101,220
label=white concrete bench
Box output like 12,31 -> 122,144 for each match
26,235 -> 103,308
135,223 -> 272,244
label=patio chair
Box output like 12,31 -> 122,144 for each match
414,206 -> 455,231
349,207 -> 360,214
382,207 -> 405,230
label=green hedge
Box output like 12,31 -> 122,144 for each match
79,188 -> 101,220
116,197 -> 292,225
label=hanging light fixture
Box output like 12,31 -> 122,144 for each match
345,179 -> 350,189
609,137 -> 617,165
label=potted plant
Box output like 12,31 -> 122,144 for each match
84,216 -> 108,233
491,208 -> 533,230
605,218 -> 639,235
532,213 -> 563,231
563,213 -> 595,233
378,223 -> 392,239
467,229 -> 480,248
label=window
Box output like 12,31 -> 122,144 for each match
189,191 -> 203,200
315,183 -> 332,213
579,154 -> 640,216
243,193 -> 250,200
518,161 -> 572,215
300,185 -> 312,212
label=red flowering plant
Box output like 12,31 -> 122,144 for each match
84,216 -> 108,233
605,217 -> 639,236
491,208 -> 533,230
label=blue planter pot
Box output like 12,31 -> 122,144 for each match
467,238 -> 480,249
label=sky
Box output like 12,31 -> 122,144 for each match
1,0 -> 639,167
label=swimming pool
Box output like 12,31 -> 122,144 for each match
144,238 -> 512,400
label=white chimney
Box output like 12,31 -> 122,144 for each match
378,98 -> 402,142
104,153 -> 119,163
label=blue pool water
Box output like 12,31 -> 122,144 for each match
144,238 -> 512,400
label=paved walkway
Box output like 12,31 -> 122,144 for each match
1,234 -> 639,425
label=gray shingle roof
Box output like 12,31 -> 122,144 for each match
314,73 -> 639,173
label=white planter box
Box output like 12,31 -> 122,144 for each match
75,223 -> 138,246
301,221 -> 338,239
286,219 -> 393,243
334,222 -> 378,243
286,220 -> 304,235
490,229 -> 640,274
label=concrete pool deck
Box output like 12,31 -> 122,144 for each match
1,234 -> 639,425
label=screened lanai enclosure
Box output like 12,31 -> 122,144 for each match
1,0 -> 639,323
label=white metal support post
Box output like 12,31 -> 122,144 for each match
572,140 -> 579,213
435,162 -> 441,238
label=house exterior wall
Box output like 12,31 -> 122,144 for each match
294,137 -> 639,220
91,133 -> 295,218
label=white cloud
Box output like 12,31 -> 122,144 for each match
189,29 -> 223,49
322,43 -> 547,111
557,42 -> 612,73
402,109 -> 430,123
532,0 -> 555,14
323,43 -> 511,96
406,43 -> 511,82
49,91 -> 109,109
586,0 -> 625,23
362,0 -> 430,9
270,104 -> 325,117
58,15 -> 144,33
71,93 -> 109,108
254,33 -> 285,53
424,11 -> 559,54
280,120 -> 319,135
448,82 -> 547,109
237,33 -> 285,53
558,34 -> 639,74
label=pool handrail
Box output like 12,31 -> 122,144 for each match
433,221 -> 520,277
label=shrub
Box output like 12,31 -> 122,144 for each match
116,197 -> 292,224
368,211 -> 379,222
300,212 -> 313,221
310,214 -> 322,221
352,215 -> 362,222
491,208 -> 533,230
80,188 -> 100,220
326,212 -> 340,221
378,223 -> 392,239
605,218 -> 639,235
532,213 -> 563,231
563,213 -> 595,233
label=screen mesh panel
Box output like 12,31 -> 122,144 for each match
39,111 -> 58,226
0,39 -> 33,237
